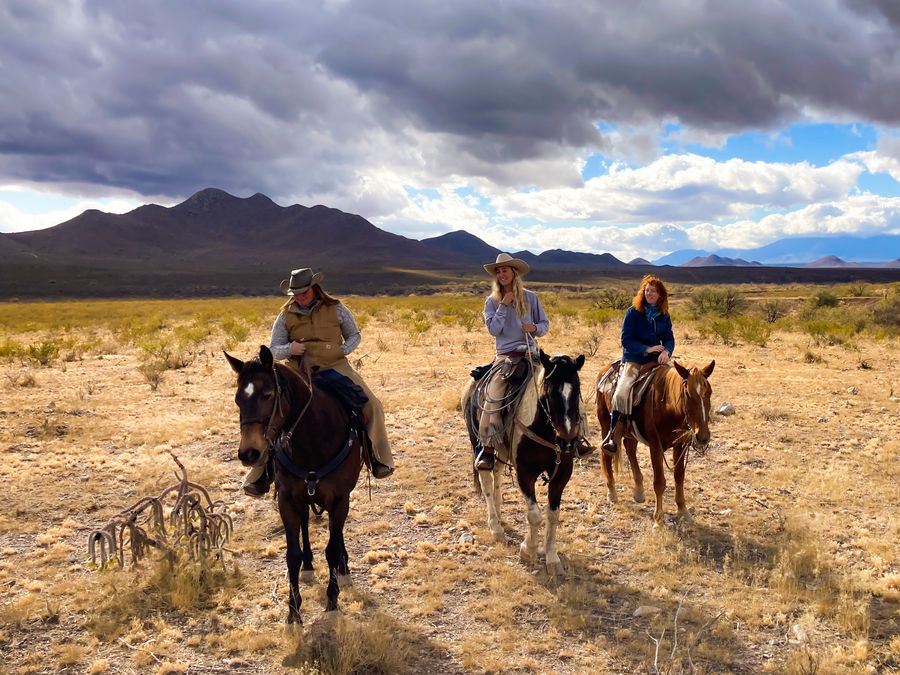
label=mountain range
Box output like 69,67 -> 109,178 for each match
1,188 -> 897,298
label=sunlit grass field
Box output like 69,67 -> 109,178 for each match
0,281 -> 897,673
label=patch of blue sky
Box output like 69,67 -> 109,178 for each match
667,122 -> 879,166
856,171 -> 900,197
580,154 -> 609,181
0,189 -> 80,213
402,186 -> 441,200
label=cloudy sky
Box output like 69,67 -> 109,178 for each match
2,0 -> 900,260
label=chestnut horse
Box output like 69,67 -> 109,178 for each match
596,360 -> 715,524
226,346 -> 362,623
462,350 -> 585,574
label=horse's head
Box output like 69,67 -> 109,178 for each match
673,360 -> 715,450
538,350 -> 586,449
225,346 -> 285,468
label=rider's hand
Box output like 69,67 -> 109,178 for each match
658,350 -> 670,364
290,340 -> 307,356
646,345 -> 664,354
501,292 -> 514,305
522,322 -> 536,333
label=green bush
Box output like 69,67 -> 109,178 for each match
802,319 -> 856,346
25,340 -> 60,366
220,318 -> 250,349
697,317 -> 737,346
0,337 -> 23,359
735,316 -> 773,347
871,288 -> 900,332
761,300 -> 786,324
592,288 -> 632,311
689,288 -> 747,318
808,289 -> 839,309
584,306 -> 618,327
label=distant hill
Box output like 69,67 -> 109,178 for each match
682,255 -> 761,267
421,230 -> 500,262
628,257 -> 653,265
659,235 -> 900,266
806,255 -> 851,268
2,188 -> 898,298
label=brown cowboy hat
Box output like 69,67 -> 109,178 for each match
483,252 -> 530,276
280,268 -> 324,295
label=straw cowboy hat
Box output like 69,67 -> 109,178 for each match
280,268 -> 324,295
483,252 -> 530,276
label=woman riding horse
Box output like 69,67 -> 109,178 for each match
600,275 -> 675,455
242,268 -> 394,496
475,253 -> 549,470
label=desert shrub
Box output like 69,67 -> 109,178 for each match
593,288 -> 632,311
808,288 -> 839,309
0,337 -> 23,359
25,340 -> 60,366
173,321 -> 212,346
220,318 -> 250,349
802,319 -> 856,346
761,299 -> 786,324
870,287 -> 900,332
735,316 -> 773,347
689,287 -> 747,318
584,306 -> 618,327
112,314 -> 167,344
138,337 -> 195,370
697,317 -> 737,345
845,282 -> 868,297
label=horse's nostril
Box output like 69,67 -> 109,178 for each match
240,448 -> 261,466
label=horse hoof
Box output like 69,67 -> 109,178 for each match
287,613 -> 302,625
607,490 -> 618,504
633,490 -> 645,503
676,510 -> 692,523
300,570 -> 315,584
545,559 -> 564,576
519,541 -> 537,561
491,527 -> 507,543
336,573 -> 353,589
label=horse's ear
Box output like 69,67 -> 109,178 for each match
702,360 -> 715,379
224,351 -> 244,374
574,354 -> 585,371
673,360 -> 690,379
539,349 -> 551,370
259,345 -> 274,369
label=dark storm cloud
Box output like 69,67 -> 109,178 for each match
1,0 -> 898,201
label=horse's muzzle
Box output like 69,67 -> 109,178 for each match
239,446 -> 265,467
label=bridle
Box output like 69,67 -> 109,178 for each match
240,362 -> 315,454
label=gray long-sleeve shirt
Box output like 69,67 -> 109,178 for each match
484,289 -> 549,354
269,301 -> 361,361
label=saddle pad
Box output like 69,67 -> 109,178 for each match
314,369 -> 369,413
597,360 -> 665,408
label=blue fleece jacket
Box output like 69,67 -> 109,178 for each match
620,305 -> 675,365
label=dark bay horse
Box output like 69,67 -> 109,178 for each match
226,346 -> 362,623
596,360 -> 715,524
462,350 -> 585,574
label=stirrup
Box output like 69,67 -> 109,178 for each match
474,447 -> 495,471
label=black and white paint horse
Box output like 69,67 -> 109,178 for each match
461,350 -> 585,574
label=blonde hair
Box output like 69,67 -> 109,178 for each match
490,269 -> 528,317
632,275 -> 669,314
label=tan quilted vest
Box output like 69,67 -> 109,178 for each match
283,301 -> 347,370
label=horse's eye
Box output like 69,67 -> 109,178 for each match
261,391 -> 274,400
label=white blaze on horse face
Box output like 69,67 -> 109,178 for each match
694,383 -> 707,423
561,383 -> 573,432
243,382 -> 255,398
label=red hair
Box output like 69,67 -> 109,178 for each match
632,275 -> 669,314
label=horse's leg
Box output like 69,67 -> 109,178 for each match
544,459 -> 573,576
625,437 -> 645,503
673,443 -> 690,522
478,465 -> 506,542
649,442 -> 667,526
516,462 -> 541,562
324,496 -> 350,612
299,503 -> 315,583
598,404 -> 618,503
278,497 -> 303,624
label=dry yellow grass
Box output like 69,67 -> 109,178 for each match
0,290 -> 897,673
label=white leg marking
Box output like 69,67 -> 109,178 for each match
545,508 -> 563,575
520,500 -> 541,560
